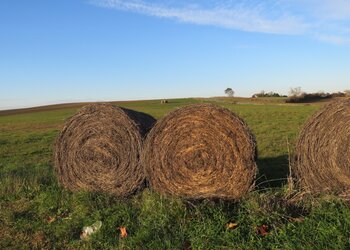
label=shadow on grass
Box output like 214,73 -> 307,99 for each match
256,155 -> 290,189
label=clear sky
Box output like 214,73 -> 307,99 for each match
1,0 -> 350,110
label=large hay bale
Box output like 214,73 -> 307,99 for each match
54,103 -> 155,196
141,104 -> 258,199
294,98 -> 350,194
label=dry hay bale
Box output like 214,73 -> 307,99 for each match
54,103 -> 156,196
141,104 -> 258,199
294,98 -> 350,195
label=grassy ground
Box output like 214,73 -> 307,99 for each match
1,98 -> 350,249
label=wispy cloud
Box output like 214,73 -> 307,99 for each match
295,0 -> 350,20
315,34 -> 350,45
90,0 -> 350,45
90,0 -> 309,34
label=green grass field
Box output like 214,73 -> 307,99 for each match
1,98 -> 350,249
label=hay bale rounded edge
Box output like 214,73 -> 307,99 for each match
294,98 -> 350,195
141,104 -> 258,199
54,103 -> 155,196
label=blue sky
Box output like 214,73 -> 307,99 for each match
1,0 -> 350,109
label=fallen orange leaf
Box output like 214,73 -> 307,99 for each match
118,227 -> 128,238
256,225 -> 269,236
46,216 -> 56,224
226,222 -> 238,230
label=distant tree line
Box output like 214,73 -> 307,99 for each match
286,87 -> 349,103
224,87 -> 350,103
252,91 -> 287,98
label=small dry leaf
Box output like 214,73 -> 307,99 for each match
46,216 -> 56,224
118,227 -> 128,238
256,225 -> 269,236
289,217 -> 305,223
226,222 -> 238,230
80,231 -> 89,240
182,240 -> 191,250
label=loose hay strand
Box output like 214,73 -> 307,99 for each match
294,98 -> 350,195
141,103 -> 258,200
54,103 -> 155,196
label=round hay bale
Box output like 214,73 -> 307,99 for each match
141,104 -> 258,199
54,103 -> 156,196
294,98 -> 350,194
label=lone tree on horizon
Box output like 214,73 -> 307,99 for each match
225,88 -> 235,97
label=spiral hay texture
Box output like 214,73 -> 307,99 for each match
141,104 -> 258,199
54,103 -> 155,196
295,98 -> 350,195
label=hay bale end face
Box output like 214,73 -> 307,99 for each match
141,104 -> 258,199
294,98 -> 350,195
54,103 -> 155,196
